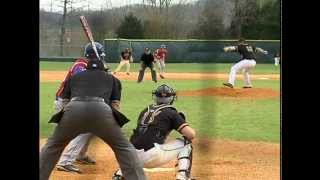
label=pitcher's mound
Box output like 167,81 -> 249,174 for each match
178,87 -> 279,99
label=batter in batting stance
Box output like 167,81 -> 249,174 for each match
40,60 -> 146,179
154,44 -> 168,79
223,38 -> 268,88
54,42 -> 105,173
112,84 -> 196,180
114,48 -> 133,75
137,47 -> 157,83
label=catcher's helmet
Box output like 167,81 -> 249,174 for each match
152,84 -> 177,105
84,42 -> 106,60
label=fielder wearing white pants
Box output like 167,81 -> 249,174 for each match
228,59 -> 256,87
114,59 -> 132,74
156,59 -> 165,76
114,138 -> 192,180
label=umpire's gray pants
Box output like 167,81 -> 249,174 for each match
57,133 -> 93,166
39,100 -> 146,180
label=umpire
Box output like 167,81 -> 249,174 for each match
137,47 -> 157,83
39,59 -> 146,180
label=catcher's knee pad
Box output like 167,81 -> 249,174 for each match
176,143 -> 193,179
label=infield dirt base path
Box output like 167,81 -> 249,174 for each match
40,71 -> 279,82
40,138 -> 279,180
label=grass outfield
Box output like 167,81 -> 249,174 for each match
40,62 -> 280,74
40,79 -> 280,142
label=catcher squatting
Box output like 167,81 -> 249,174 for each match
48,42 -> 196,180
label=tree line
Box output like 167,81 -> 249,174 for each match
40,0 -> 280,56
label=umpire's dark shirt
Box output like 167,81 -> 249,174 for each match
140,53 -> 154,66
62,69 -> 122,104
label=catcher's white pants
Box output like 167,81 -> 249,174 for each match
114,60 -> 131,73
116,139 -> 192,179
156,59 -> 165,75
228,59 -> 256,87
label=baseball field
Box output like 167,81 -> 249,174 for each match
40,62 -> 280,180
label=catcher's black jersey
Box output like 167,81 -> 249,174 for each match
130,104 -> 187,151
237,44 -> 257,60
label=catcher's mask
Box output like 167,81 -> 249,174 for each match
152,84 -> 177,105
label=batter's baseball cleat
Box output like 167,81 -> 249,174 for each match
56,164 -> 82,174
223,82 -> 234,88
76,156 -> 96,165
112,174 -> 124,180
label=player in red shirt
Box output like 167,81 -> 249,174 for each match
153,44 -> 168,79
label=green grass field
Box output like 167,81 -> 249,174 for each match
40,62 -> 280,143
40,62 -> 280,74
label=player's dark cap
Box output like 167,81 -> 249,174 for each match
238,38 -> 246,43
87,59 -> 104,70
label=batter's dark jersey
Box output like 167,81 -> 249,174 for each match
140,53 -> 154,66
130,105 -> 187,151
62,70 -> 122,104
237,44 -> 257,60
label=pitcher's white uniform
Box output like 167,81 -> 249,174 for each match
223,41 -> 268,88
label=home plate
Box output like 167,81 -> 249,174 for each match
144,167 -> 175,172
259,77 -> 270,80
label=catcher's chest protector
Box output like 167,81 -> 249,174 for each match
138,104 -> 176,134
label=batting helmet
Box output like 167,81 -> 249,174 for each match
152,84 -> 177,105
84,42 -> 106,60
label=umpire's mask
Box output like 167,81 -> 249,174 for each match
152,84 -> 177,105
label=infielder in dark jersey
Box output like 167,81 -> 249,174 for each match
112,84 -> 196,180
137,47 -> 157,83
223,38 -> 268,88
114,48 -> 133,75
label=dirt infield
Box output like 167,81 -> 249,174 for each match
39,138 -> 279,180
40,71 -> 280,82
178,87 -> 280,99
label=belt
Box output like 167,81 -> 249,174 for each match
71,96 -> 105,102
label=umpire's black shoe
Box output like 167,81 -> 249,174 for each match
56,164 -> 82,174
223,82 -> 233,88
76,156 -> 96,165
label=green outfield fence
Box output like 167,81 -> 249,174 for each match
40,39 -> 280,63
104,39 -> 280,63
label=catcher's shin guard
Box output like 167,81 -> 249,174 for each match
151,69 -> 157,82
176,144 -> 193,180
137,70 -> 144,82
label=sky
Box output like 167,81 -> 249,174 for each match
40,0 -> 196,12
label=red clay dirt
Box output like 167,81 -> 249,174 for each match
178,87 -> 280,99
40,138 -> 279,180
40,71 -> 279,82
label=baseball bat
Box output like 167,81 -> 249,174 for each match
80,15 -> 103,62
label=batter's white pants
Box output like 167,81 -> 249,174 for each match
54,100 -> 94,166
228,59 -> 256,87
156,59 -> 165,75
116,138 -> 192,179
114,60 -> 131,73
57,133 -> 93,166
